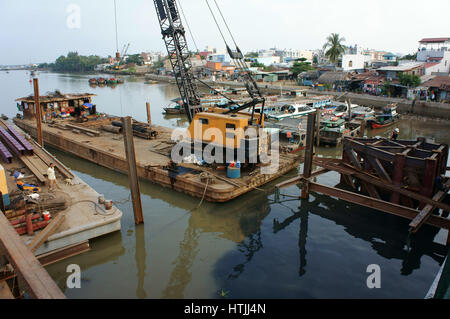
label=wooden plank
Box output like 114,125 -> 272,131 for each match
65,123 -> 100,136
19,155 -> 47,184
27,213 -> 66,253
0,211 -> 65,299
0,280 -> 14,299
307,181 -> 450,230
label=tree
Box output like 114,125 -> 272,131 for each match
126,54 -> 144,66
401,53 -> 417,61
291,59 -> 314,77
313,55 -> 318,65
51,52 -> 108,72
398,73 -> 421,88
323,33 -> 346,65
245,52 -> 258,58
250,62 -> 265,68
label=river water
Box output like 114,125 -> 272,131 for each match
1,70 -> 449,299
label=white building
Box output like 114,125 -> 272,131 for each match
256,56 -> 281,66
341,54 -> 371,71
417,38 -> 450,74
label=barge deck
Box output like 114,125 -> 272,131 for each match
0,120 -> 122,259
13,117 -> 301,203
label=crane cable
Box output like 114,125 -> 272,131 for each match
114,0 -> 119,53
177,0 -> 200,53
212,0 -> 239,48
204,0 -> 229,48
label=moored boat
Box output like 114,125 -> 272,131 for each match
366,104 -> 401,129
319,116 -> 360,145
266,103 -> 315,121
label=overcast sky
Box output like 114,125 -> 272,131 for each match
1,0 -> 449,65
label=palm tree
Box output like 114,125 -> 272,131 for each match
323,33 -> 346,65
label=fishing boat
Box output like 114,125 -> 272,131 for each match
266,103 -> 315,121
331,102 -> 359,118
366,104 -> 401,129
107,78 -> 118,85
265,118 -> 307,153
319,116 -> 361,145
344,106 -> 375,122
89,78 -> 98,85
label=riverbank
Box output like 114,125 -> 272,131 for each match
144,74 -> 450,120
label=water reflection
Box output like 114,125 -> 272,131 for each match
135,224 -> 147,299
273,190 -> 447,277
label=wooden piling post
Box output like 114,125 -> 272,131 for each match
316,110 -> 321,147
359,120 -> 366,137
146,102 -> 152,125
301,111 -> 316,199
33,78 -> 44,147
122,116 -> 144,225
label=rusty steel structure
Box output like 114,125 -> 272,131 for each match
276,113 -> 450,244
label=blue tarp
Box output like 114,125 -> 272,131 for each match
83,103 -> 93,108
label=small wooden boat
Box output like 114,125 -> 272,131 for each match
97,77 -> 107,85
366,104 -> 400,129
89,78 -> 98,85
163,98 -> 185,114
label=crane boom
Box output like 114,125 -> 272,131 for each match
153,0 -> 201,122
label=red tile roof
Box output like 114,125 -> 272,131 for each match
419,37 -> 450,43
428,57 -> 443,61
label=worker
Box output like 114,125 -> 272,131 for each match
47,163 -> 61,191
391,128 -> 399,140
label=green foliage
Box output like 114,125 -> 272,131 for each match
291,60 -> 314,76
245,52 -> 259,58
151,60 -> 164,69
250,62 -> 265,68
398,73 -> 421,87
401,53 -> 417,61
126,54 -> 144,66
382,81 -> 392,96
51,52 -> 108,72
323,33 -> 346,65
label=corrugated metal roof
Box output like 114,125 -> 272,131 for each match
377,62 -> 424,72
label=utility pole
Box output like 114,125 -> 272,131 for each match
33,78 -> 43,147
146,102 -> 152,125
301,111 -> 316,199
122,116 -> 144,224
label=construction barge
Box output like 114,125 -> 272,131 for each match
13,93 -> 301,203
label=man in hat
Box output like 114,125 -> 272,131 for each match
391,128 -> 399,140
